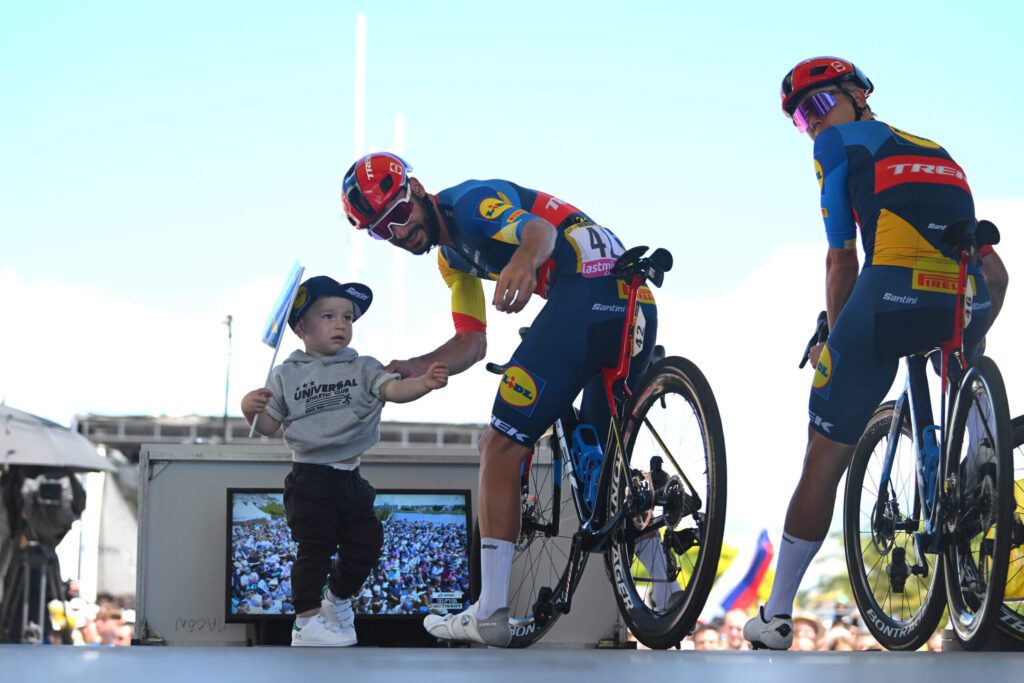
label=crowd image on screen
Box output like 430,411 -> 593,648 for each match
228,493 -> 469,617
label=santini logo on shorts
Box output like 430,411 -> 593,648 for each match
875,155 -> 969,193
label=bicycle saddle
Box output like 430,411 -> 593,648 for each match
939,219 -> 1000,253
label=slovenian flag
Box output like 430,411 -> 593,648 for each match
720,529 -> 775,612
260,261 -> 304,348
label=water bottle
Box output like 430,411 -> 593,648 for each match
571,424 -> 604,511
921,424 -> 941,510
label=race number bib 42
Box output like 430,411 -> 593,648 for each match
565,225 -> 624,278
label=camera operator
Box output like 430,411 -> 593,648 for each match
0,465 -> 86,642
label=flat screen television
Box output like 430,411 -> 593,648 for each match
225,487 -> 472,645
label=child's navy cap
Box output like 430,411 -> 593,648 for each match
288,276 -> 373,330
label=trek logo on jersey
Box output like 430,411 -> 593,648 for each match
814,159 -> 824,189
498,364 -> 546,417
812,343 -> 837,398
886,125 -> 941,149
875,155 -> 970,193
616,282 -> 655,304
506,209 -> 527,223
478,192 -> 513,220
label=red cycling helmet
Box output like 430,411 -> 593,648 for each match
341,152 -> 412,232
781,57 -> 873,117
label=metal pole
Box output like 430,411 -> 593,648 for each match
222,315 -> 233,441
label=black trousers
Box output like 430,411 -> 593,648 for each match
283,462 -> 384,614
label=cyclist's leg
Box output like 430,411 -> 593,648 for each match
760,269 -> 906,626
478,277 -> 638,620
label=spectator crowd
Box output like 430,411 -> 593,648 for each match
229,511 -> 469,617
683,606 -> 945,652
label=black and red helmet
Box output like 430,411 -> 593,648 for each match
341,152 -> 411,230
781,57 -> 873,117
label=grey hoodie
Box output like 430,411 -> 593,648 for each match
264,347 -> 399,465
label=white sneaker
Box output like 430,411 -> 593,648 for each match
743,606 -> 793,650
320,590 -> 357,639
423,602 -> 512,647
291,613 -> 357,647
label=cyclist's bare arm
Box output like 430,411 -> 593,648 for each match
493,218 -> 556,314
385,331 -> 486,379
381,362 -> 449,402
809,247 -> 859,367
825,246 -> 859,328
982,249 -> 1008,322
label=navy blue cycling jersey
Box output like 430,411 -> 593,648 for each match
427,179 -> 656,446
808,120 -> 992,443
434,179 -> 628,334
815,120 -> 982,284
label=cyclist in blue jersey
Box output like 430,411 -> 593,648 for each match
745,57 -> 1009,650
341,153 -> 659,646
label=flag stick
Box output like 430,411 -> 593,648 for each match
249,264 -> 305,438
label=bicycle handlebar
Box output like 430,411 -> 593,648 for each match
799,311 -> 830,369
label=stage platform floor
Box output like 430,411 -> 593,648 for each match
2,645 -> 1020,683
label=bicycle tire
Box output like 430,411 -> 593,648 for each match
469,438 -> 578,648
993,415 -> 1024,641
604,356 -> 727,649
843,400 -> 946,650
943,355 -> 1014,648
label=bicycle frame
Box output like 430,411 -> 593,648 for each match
520,270 -> 652,621
874,248 -> 971,557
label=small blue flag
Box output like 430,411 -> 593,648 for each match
260,261 -> 304,348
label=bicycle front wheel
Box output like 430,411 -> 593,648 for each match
605,356 -> 726,649
943,356 -> 1014,648
995,415 -> 1024,641
843,401 -> 946,650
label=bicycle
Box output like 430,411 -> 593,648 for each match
468,245 -> 727,649
993,415 -> 1024,642
837,219 -> 1014,650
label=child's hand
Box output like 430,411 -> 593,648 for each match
241,388 -> 273,415
423,363 -> 449,391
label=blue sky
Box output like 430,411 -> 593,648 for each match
3,2 -> 1023,547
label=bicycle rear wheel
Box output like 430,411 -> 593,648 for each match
943,356 -> 1014,648
604,356 -> 726,649
469,437 -> 578,648
994,415 -> 1024,641
843,401 -> 946,650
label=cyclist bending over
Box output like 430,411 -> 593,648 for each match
341,154 -> 659,646
745,57 -> 1009,650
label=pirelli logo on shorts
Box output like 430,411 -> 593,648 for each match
912,271 -> 975,295
616,282 -> 655,304
875,155 -> 970,194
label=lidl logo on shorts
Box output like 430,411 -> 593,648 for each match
812,343 -> 837,399
499,365 -> 545,415
478,192 -> 513,220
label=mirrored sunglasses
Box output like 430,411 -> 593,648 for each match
793,91 -> 839,133
367,183 -> 415,240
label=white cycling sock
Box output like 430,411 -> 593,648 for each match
764,532 -> 822,620
635,534 -> 679,608
477,537 -> 514,620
